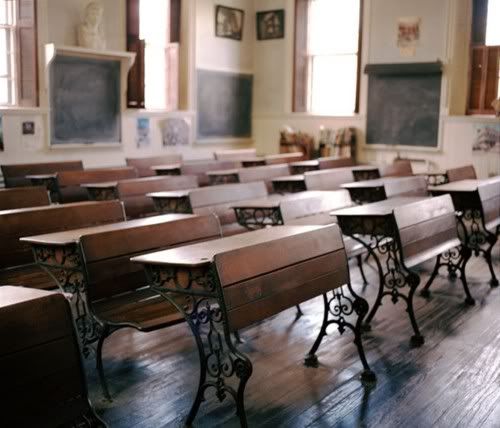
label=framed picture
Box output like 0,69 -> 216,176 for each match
22,121 -> 35,135
215,5 -> 244,40
256,9 -> 285,40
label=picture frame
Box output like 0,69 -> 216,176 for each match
215,5 -> 244,41
256,9 -> 285,40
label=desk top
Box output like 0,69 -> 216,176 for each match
0,201 -> 110,217
81,181 -> 118,189
231,191 -> 327,209
0,286 -> 59,309
151,163 -> 182,171
147,190 -> 191,199
350,165 -> 379,171
20,214 -> 195,246
332,196 -> 429,217
290,160 -> 319,167
341,176 -> 413,189
131,225 -> 324,267
428,179 -> 484,193
272,174 -> 305,183
26,174 -> 57,180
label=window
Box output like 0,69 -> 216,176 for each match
0,0 -> 16,105
0,0 -> 37,107
467,0 -> 500,114
127,0 -> 180,110
294,0 -> 362,115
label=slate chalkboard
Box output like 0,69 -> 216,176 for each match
366,63 -> 442,148
197,70 -> 252,139
50,55 -> 121,146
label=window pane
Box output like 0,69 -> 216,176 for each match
310,54 -> 358,115
486,0 -> 500,46
144,44 -> 167,109
0,29 -> 8,75
308,0 -> 360,55
0,0 -> 14,25
139,0 -> 169,47
0,77 -> 9,104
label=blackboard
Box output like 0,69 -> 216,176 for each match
197,70 -> 252,139
50,55 -> 121,146
366,63 -> 442,148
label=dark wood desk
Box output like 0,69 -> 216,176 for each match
271,174 -> 307,193
351,165 -> 381,181
290,160 -> 320,174
27,173 -> 59,202
148,190 -> 192,213
151,163 -> 182,176
232,191 -> 337,230
429,177 -> 500,286
240,157 -> 266,168
206,168 -> 240,185
81,181 -> 119,200
132,224 -> 375,427
20,214 -> 195,355
333,196 -> 430,345
342,176 -> 427,204
0,286 -> 105,427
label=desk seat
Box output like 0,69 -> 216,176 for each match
93,288 -> 183,331
0,264 -> 55,290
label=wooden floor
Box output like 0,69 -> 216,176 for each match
86,244 -> 500,427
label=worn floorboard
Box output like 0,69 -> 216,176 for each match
86,244 -> 500,427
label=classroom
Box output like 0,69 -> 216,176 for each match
0,0 -> 499,427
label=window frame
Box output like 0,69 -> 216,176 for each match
466,0 -> 500,115
293,0 -> 363,115
126,0 -> 181,110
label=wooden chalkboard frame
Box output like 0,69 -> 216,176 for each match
364,61 -> 444,153
44,44 -> 135,149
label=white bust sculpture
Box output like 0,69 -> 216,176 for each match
78,1 -> 105,50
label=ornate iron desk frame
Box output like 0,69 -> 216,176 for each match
151,195 -> 193,214
352,169 -> 381,182
208,172 -> 239,186
272,179 -> 307,194
29,243 -> 100,357
144,260 -> 375,427
336,213 -> 471,347
430,190 -> 499,287
86,186 -> 119,201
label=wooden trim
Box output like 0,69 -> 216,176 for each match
15,0 -> 38,107
364,61 -> 443,75
292,0 -> 309,113
354,0 -> 363,114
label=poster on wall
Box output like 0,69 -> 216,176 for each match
472,124 -> 500,153
21,117 -> 43,151
397,17 -> 421,57
136,117 -> 151,148
161,118 -> 190,147
0,114 -> 4,151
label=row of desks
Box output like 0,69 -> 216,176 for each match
18,178 -> 498,347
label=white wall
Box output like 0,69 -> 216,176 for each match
367,0 -> 448,64
196,0 -> 254,73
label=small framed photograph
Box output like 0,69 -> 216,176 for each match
22,121 -> 35,135
256,9 -> 285,40
215,5 -> 244,41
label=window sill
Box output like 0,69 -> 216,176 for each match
253,112 -> 366,120
0,106 -> 48,115
124,109 -> 195,117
